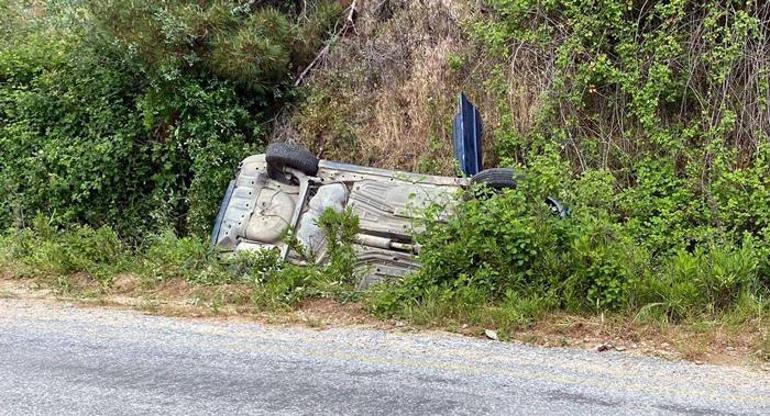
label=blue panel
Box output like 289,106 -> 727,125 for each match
452,93 -> 483,176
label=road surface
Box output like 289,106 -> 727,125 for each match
0,297 -> 768,415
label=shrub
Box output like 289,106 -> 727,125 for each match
0,216 -> 128,284
477,0 -> 769,171
369,153 -> 768,325
0,1 -> 344,237
0,34 -> 151,234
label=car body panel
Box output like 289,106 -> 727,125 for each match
211,156 -> 466,288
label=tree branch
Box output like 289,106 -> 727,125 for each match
294,0 -> 358,87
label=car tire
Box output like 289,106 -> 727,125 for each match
265,142 -> 319,176
470,168 -> 517,190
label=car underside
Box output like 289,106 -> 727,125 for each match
211,95 -> 565,288
210,147 -> 468,288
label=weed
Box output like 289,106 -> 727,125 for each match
446,52 -> 465,71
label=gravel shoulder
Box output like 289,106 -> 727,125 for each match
1,296 -> 769,415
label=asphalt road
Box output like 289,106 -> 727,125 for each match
1,298 -> 768,416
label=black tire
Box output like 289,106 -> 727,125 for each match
470,168 -> 517,190
265,142 -> 319,176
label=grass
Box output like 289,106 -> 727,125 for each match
3,270 -> 766,366
0,211 -> 362,313
1,219 -> 768,367
0,287 -> 13,299
363,277 -> 769,366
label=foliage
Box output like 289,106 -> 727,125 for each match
636,240 -> 764,321
364,0 -> 767,333
463,0 -> 770,265
369,154 -> 769,330
0,1 -> 344,237
476,0 -> 769,170
372,174 -> 636,319
0,207 -> 360,310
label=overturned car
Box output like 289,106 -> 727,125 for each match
210,95 -> 565,288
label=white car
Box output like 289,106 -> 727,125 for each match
210,96 -> 565,288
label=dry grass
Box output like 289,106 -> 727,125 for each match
274,1 -> 522,173
279,1 -> 770,180
273,1 -> 554,174
433,310 -> 769,367
0,276 -> 381,328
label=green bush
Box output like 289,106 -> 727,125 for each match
477,0 -> 769,170
1,34 -> 150,234
370,152 -> 769,326
0,1 -> 344,237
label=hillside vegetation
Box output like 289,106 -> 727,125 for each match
1,0 -> 343,236
282,0 -> 770,331
1,1 -> 769,361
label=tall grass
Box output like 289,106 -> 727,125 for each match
0,209 -> 360,310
